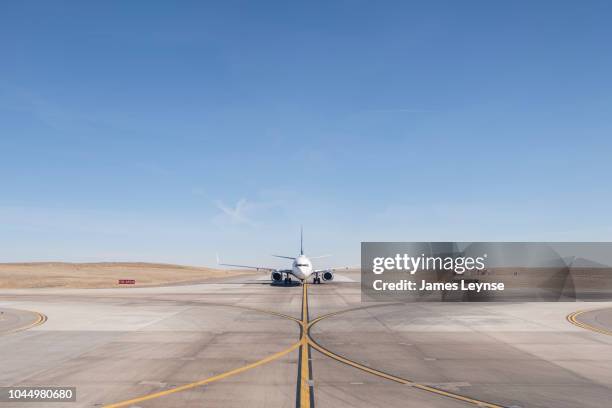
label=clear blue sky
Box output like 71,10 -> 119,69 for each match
1,1 -> 611,267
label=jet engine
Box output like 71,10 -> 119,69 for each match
271,271 -> 283,282
322,271 -> 334,281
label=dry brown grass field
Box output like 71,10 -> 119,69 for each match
0,262 -> 254,288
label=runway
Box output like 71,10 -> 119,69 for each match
1,271 -> 612,407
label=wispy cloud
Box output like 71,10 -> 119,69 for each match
214,198 -> 256,226
213,197 -> 288,228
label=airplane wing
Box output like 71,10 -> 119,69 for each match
217,254 -> 291,273
217,254 -> 280,271
310,254 -> 332,259
218,262 -> 277,271
271,255 -> 295,260
314,266 -> 352,273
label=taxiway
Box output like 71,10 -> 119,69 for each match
1,271 -> 611,407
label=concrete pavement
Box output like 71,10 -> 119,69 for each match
1,272 -> 611,407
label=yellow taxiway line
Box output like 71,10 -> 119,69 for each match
103,303 -> 302,408
1,310 -> 47,335
104,341 -> 300,408
307,338 -> 503,408
305,293 -> 505,408
299,336 -> 311,407
567,309 -> 612,336
299,283 -> 313,408
105,282 -> 508,408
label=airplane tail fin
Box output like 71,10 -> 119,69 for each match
300,226 -> 304,255
272,226 -> 304,258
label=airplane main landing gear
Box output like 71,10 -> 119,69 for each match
313,277 -> 321,284
284,276 -> 292,285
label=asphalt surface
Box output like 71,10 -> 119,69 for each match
0,308 -> 45,335
1,271 -> 612,407
569,308 -> 612,336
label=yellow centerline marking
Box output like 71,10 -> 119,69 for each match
105,281 -> 510,408
308,339 -> 503,408
1,310 -> 47,335
567,309 -> 612,336
299,283 -> 312,408
104,341 -> 300,408
305,294 -> 504,408
300,336 -> 311,407
103,303 -> 302,408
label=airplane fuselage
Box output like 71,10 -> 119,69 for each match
219,228 -> 336,284
291,255 -> 313,280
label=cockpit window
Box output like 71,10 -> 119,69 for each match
296,263 -> 309,267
